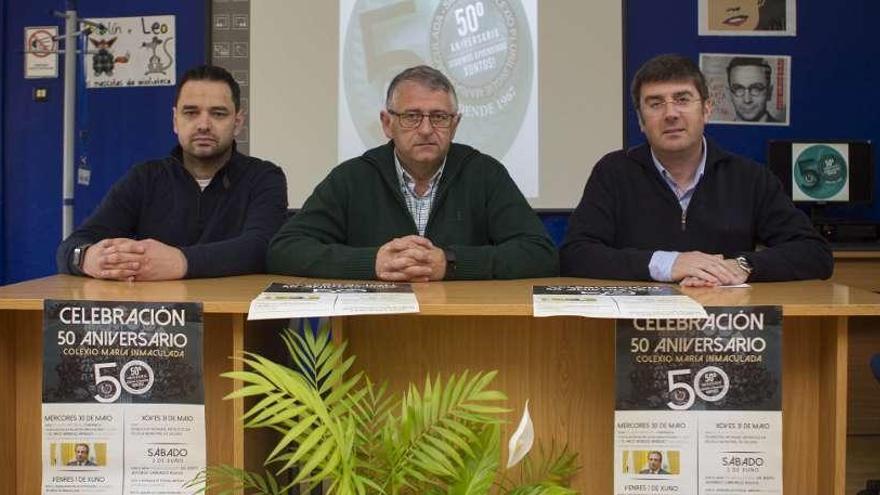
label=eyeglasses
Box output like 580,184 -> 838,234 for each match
729,84 -> 768,97
641,96 -> 702,115
387,110 -> 457,129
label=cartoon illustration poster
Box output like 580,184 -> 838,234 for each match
41,300 -> 205,494
614,306 -> 783,495
698,0 -> 796,36
82,15 -> 176,89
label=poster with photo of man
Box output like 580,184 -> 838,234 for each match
698,0 -> 796,36
700,53 -> 790,126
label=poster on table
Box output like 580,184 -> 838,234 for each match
41,300 -> 204,495
338,0 -> 539,197
614,306 -> 782,495
532,285 -> 708,319
82,15 -> 176,88
248,281 -> 419,320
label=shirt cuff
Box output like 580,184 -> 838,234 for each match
649,251 -> 680,282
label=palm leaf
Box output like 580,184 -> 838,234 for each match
447,423 -> 501,495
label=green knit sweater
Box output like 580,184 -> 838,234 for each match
267,142 -> 558,280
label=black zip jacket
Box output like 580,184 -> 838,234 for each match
57,145 -> 287,278
560,140 -> 833,282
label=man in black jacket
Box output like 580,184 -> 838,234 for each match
561,54 -> 831,285
57,65 -> 287,280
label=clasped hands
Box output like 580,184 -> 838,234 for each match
375,235 -> 446,282
82,238 -> 188,281
672,251 -> 749,288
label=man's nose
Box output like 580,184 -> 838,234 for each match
662,102 -> 681,119
416,115 -> 434,134
742,92 -> 753,103
196,114 -> 212,131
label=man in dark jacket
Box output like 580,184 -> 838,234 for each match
561,54 -> 831,286
57,65 -> 287,280
268,65 -> 557,281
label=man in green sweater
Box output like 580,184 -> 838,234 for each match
268,65 -> 557,281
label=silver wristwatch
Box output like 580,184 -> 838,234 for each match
734,256 -> 753,276
72,244 -> 91,273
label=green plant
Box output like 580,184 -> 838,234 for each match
189,325 -> 579,494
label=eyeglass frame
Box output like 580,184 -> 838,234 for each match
640,95 -> 704,116
729,83 -> 769,98
386,109 -> 459,129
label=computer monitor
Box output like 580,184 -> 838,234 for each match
767,140 -> 873,204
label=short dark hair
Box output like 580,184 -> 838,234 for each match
174,64 -> 241,111
630,54 -> 708,112
726,57 -> 772,88
385,65 -> 458,111
648,451 -> 663,460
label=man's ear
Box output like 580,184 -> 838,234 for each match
172,107 -> 179,135
380,110 -> 394,139
233,109 -> 245,136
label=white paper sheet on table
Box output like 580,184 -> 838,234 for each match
248,282 -> 419,320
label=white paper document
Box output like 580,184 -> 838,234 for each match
248,282 -> 420,320
533,285 -> 707,319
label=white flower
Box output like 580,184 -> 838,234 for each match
506,400 -> 534,468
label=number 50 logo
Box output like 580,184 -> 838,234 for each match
93,360 -> 155,403
666,366 -> 730,410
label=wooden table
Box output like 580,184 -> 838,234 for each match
2,275 -> 879,494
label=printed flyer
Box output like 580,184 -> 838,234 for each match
533,285 -> 708,319
248,282 -> 419,319
614,306 -> 783,495
42,300 -> 204,495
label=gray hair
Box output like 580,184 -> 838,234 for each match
385,65 -> 458,112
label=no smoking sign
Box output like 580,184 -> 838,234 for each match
25,26 -> 59,78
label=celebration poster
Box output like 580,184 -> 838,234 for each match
41,300 -> 204,495
614,306 -> 783,495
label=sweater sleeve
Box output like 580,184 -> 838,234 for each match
560,160 -> 655,281
56,166 -> 146,275
180,164 -> 288,278
446,159 -> 558,280
741,168 -> 833,281
266,169 -> 379,279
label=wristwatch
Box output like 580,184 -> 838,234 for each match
71,244 -> 92,274
734,256 -> 753,278
443,248 -> 456,280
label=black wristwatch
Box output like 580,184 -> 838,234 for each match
443,248 -> 456,280
71,244 -> 92,274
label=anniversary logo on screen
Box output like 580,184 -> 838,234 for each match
42,300 -> 203,405
616,306 -> 781,411
341,0 -> 534,161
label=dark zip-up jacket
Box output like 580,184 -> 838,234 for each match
267,142 -> 558,280
560,140 -> 833,282
57,145 -> 288,278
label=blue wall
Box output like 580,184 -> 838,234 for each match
2,0 -> 206,284
625,1 -> 880,221
0,0 -> 6,283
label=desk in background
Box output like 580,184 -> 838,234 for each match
1,275 -> 879,494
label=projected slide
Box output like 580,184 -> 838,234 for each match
339,0 -> 538,197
